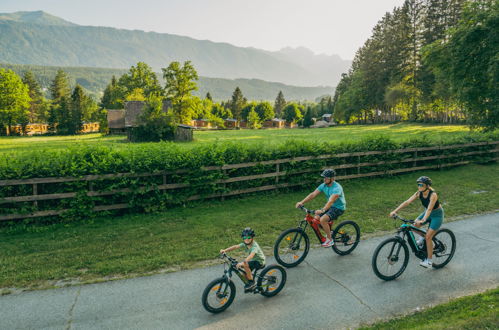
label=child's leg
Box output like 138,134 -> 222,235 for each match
242,261 -> 253,281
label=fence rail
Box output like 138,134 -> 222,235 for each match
1,141 -> 497,221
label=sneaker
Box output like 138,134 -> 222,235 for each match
321,238 -> 334,247
244,281 -> 256,292
419,259 -> 433,268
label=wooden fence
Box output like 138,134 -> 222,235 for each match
1,141 -> 498,221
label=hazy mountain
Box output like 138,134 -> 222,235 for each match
0,10 -> 76,26
1,63 -> 333,101
0,11 -> 350,87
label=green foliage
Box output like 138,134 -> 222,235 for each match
129,94 -> 175,142
0,68 -> 31,135
303,107 -> 314,128
229,87 -> 246,120
255,101 -> 274,121
283,103 -> 303,123
274,90 -> 286,117
247,108 -> 261,129
162,61 -> 199,124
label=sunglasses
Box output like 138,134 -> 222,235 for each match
242,236 -> 252,240
417,183 -> 424,187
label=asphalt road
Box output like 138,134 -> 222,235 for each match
1,213 -> 498,330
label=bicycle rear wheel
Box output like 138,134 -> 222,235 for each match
372,237 -> 409,281
431,228 -> 456,269
332,220 -> 360,255
201,277 -> 236,313
257,265 -> 287,297
273,228 -> 310,268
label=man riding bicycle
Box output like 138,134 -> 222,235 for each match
295,169 -> 346,247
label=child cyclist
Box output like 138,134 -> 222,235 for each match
220,227 -> 266,291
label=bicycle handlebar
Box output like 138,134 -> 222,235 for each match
219,252 -> 238,265
298,205 -> 315,214
392,214 -> 414,224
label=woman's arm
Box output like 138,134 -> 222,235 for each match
390,191 -> 418,216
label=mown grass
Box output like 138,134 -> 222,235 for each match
0,163 -> 497,289
0,123 -> 472,154
362,287 -> 499,329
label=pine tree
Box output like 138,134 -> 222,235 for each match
50,69 -> 71,102
230,87 -> 246,120
22,71 -> 44,122
303,107 -> 314,128
69,85 -> 85,134
100,76 -> 123,109
205,92 -> 213,101
274,91 -> 286,117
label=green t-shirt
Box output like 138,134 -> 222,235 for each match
239,240 -> 265,265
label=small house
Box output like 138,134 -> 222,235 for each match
224,118 -> 239,129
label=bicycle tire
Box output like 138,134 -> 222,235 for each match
273,228 -> 310,268
257,264 -> 287,297
431,228 -> 456,269
331,220 -> 361,255
372,237 -> 409,281
201,277 -> 236,313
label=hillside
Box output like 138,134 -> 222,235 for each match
0,11 -> 350,87
0,63 -> 333,101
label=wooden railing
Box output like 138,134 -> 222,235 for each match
1,141 -> 497,221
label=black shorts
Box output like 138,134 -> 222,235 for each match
248,260 -> 264,270
321,207 -> 344,220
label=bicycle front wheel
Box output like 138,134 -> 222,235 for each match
432,228 -> 456,269
273,228 -> 310,268
257,265 -> 287,297
332,220 -> 360,255
201,277 -> 236,313
372,237 -> 409,281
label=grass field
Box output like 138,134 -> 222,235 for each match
362,287 -> 498,329
1,163 -> 497,290
0,123 -> 473,154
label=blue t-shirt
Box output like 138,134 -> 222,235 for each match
316,181 -> 346,210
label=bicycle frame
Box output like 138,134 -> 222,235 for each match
298,207 -> 334,244
393,215 -> 428,259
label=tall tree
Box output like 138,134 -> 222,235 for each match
119,62 -> 163,100
50,69 -> 71,102
22,71 -> 45,122
100,75 -> 123,109
255,101 -> 274,121
302,107 -> 314,128
69,85 -> 85,134
247,107 -> 261,129
274,91 -> 286,117
162,61 -> 199,124
205,92 -> 213,101
229,87 -> 246,120
0,69 -> 31,135
283,103 -> 303,123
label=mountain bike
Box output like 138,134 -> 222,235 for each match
201,253 -> 287,313
273,206 -> 360,268
372,214 -> 456,281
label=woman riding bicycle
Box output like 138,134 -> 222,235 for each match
389,176 -> 444,268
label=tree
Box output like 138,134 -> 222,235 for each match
303,106 -> 314,128
241,102 -> 257,121
118,62 -> 163,100
229,87 -> 246,120
130,94 -> 175,142
69,85 -> 85,134
255,101 -> 274,121
22,71 -> 45,122
274,91 -> 286,117
162,61 -> 199,124
50,69 -> 71,103
205,92 -> 213,101
0,69 -> 31,135
211,103 -> 232,119
247,108 -> 261,129
100,76 -> 124,109
283,103 -> 303,123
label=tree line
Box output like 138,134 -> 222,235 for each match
332,0 -> 497,130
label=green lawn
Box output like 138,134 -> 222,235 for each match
0,123 -> 472,154
362,287 -> 498,329
1,163 -> 498,290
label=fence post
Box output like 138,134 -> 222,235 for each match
33,183 -> 38,209
357,155 -> 361,175
221,168 -> 227,201
276,163 -> 280,185
413,150 -> 418,168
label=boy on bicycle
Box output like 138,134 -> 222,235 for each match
220,227 -> 266,291
295,169 -> 346,247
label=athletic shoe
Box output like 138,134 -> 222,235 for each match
419,259 -> 432,268
244,281 -> 256,292
321,238 -> 334,247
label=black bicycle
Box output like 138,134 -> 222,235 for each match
202,253 -> 287,313
273,206 -> 360,268
372,214 -> 456,281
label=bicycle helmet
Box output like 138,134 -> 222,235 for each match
241,227 -> 255,238
321,169 -> 336,178
416,176 -> 432,186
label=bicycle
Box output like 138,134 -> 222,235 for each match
372,214 -> 456,281
273,206 -> 360,268
201,253 -> 287,313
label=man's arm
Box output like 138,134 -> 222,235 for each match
296,189 -> 321,208
322,194 -> 339,212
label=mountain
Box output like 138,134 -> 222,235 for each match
0,11 -> 350,87
0,10 -> 76,26
0,63 -> 333,101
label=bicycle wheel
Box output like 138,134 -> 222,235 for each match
372,237 -> 409,281
201,277 -> 236,313
257,265 -> 287,297
332,220 -> 361,255
431,228 -> 456,269
273,228 -> 310,268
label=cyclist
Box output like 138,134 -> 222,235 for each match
389,176 -> 444,268
220,227 -> 266,291
295,168 -> 346,248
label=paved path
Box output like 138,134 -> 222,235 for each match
1,213 -> 498,330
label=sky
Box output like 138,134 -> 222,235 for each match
0,0 -> 405,60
